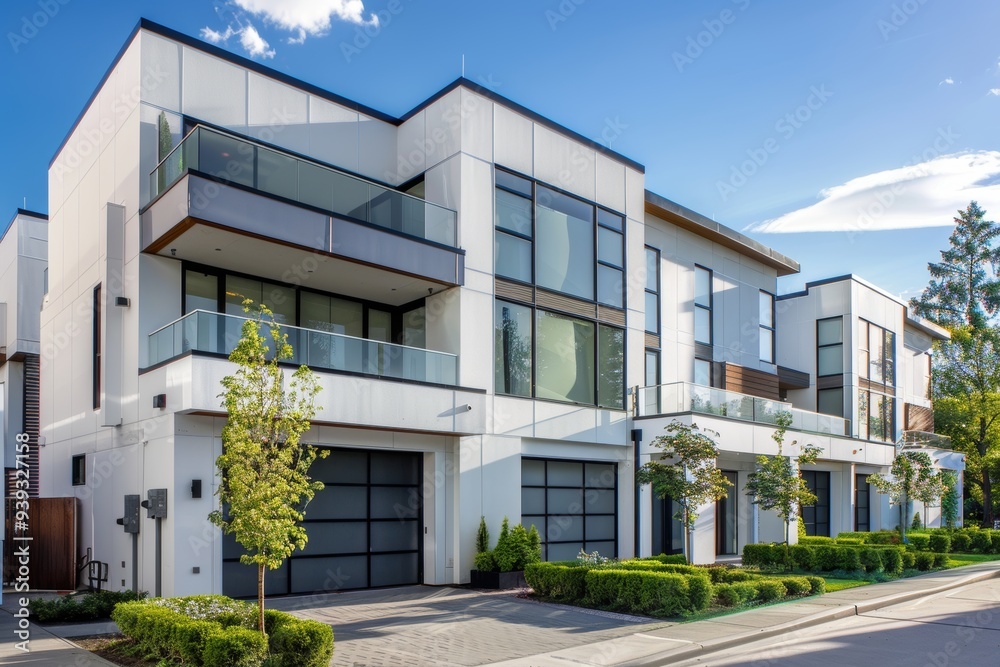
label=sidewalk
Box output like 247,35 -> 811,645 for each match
489,561 -> 1000,666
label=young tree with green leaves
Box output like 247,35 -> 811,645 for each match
909,201 -> 1000,329
209,300 -> 326,636
636,421 -> 732,562
868,451 -> 945,543
744,412 -> 822,544
940,469 -> 960,529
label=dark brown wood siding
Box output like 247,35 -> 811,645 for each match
905,403 -> 934,432
3,497 -> 78,590
720,363 -> 781,401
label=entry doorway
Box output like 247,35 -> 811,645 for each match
716,471 -> 739,555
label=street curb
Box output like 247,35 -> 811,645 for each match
630,565 -> 1000,667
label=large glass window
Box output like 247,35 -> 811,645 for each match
536,186 -> 595,300
645,247 -> 660,334
598,325 -> 625,409
860,320 -> 896,385
536,311 -> 596,404
694,266 -> 712,345
300,291 -> 363,337
184,270 -> 219,314
521,458 -> 617,561
855,474 -> 871,532
597,210 -> 624,308
694,358 -> 712,386
759,291 -> 775,363
801,471 -> 831,537
495,177 -> 533,283
859,389 -> 894,442
817,317 -> 843,376
645,350 -> 660,387
495,300 -> 532,397
225,275 -> 296,325
817,387 -> 844,417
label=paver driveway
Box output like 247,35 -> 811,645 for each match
267,586 -> 668,666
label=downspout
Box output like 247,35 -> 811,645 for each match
631,428 -> 643,559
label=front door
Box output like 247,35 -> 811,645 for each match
716,471 -> 738,555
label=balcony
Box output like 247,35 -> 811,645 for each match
636,382 -> 849,437
140,126 -> 464,305
148,310 -> 458,387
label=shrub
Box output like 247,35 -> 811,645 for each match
805,576 -> 826,594
951,532 -> 972,553
970,530 -> 993,554
779,576 -> 812,596
714,582 -> 758,607
685,574 -> 713,611
799,536 -> 835,545
838,548 -> 861,572
742,544 -> 790,570
707,568 -> 758,584
881,548 -> 904,575
914,552 -> 935,571
203,627 -> 268,667
647,553 -> 688,565
989,530 -> 1000,554
790,545 -> 815,570
858,547 -> 883,573
835,538 -> 863,546
755,580 -> 787,602
525,563 -> 587,600
902,551 -> 916,568
912,512 -> 923,530
584,569 -> 710,616
476,516 -> 490,554
267,617 -> 334,667
474,550 -> 496,572
908,534 -> 930,551
864,531 -> 902,545
928,533 -> 951,554
171,618 -> 217,665
933,552 -> 950,568
492,518 -> 516,572
30,590 -> 146,623
615,560 -> 704,576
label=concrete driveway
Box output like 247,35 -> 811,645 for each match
266,586 -> 668,666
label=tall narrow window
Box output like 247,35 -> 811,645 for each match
694,266 -> 712,345
694,358 -> 712,387
645,247 -> 660,334
817,317 -> 843,376
645,350 -> 660,387
494,300 -> 532,397
597,324 -> 625,409
72,455 -> 86,486
93,284 -> 102,410
759,291 -> 775,363
596,209 -> 624,308
495,170 -> 533,284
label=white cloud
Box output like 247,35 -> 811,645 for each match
200,26 -> 234,43
239,23 -> 275,59
939,77 -> 954,85
233,0 -> 378,39
746,151 -> 1000,234
990,88 -> 1000,96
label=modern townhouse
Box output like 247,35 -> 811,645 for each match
0,208 -> 47,596
37,19 -> 961,596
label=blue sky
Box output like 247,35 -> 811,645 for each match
2,0 -> 998,298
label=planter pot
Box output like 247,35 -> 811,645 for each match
470,569 -> 527,589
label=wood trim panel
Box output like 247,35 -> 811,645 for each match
3,497 -> 77,589
817,375 -> 844,390
720,362 -> 781,401
905,403 -> 934,432
645,333 -> 661,350
694,342 -> 713,361
495,279 -> 533,304
535,289 -> 597,320
597,305 -> 626,327
778,365 -> 811,390
859,377 -> 895,396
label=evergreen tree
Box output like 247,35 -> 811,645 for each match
910,202 -> 1000,328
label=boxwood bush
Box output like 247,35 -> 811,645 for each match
30,590 -> 146,623
928,533 -> 951,554
584,569 -> 711,616
743,543 -> 905,573
907,535 -> 931,551
951,532 -> 972,552
111,596 -> 332,667
524,563 -> 588,600
970,530 -> 993,554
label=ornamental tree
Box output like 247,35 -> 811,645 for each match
636,421 -> 733,562
209,300 -> 326,635
868,451 -> 945,543
744,412 -> 822,544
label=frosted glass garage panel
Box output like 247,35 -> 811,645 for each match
522,488 -> 545,515
547,542 -> 583,562
547,461 -> 583,487
182,47 -> 247,127
371,521 -> 420,552
371,553 -> 419,587
300,522 -> 367,555
522,459 -> 546,486
547,514 -> 583,542
370,451 -> 420,484
548,488 -> 583,514
291,556 -> 367,593
309,486 -> 367,520
371,486 -> 418,519
312,449 -> 367,483
585,463 -> 616,488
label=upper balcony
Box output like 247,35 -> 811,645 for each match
636,382 -> 849,437
140,125 -> 463,305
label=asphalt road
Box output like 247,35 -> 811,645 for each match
672,579 -> 1000,667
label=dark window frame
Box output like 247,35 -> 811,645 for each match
93,284 -> 102,410
801,470 -> 831,537
816,316 -> 844,378
694,265 -> 713,346
644,246 -> 660,334
855,473 -> 871,532
759,290 -> 775,364
72,454 -> 86,486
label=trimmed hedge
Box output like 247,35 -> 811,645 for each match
30,590 -> 146,623
928,533 -> 951,554
584,569 -> 711,616
647,553 -> 689,565
524,563 -> 588,601
907,535 -> 930,551
111,597 -> 333,667
970,530 -> 993,554
951,532 -> 972,552
744,543 -> 907,573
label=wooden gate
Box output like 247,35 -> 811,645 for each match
4,497 -> 78,590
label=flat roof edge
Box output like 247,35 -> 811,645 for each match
644,190 -> 800,276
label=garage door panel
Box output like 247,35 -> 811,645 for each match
291,555 -> 368,593
312,449 -> 368,483
370,486 -> 419,519
371,520 -> 420,552
371,553 -> 419,587
300,521 -> 367,555
310,485 -> 367,519
370,451 -> 421,484
223,561 -> 288,598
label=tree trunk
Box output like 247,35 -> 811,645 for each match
684,506 -> 693,565
980,417 -> 993,526
900,492 -> 908,544
258,564 -> 266,636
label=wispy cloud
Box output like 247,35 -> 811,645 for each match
202,0 -> 376,58
990,88 -> 1000,96
746,151 -> 1000,234
939,77 -> 954,85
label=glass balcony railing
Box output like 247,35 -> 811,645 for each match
636,382 -> 849,437
148,310 -> 459,386
150,125 -> 457,247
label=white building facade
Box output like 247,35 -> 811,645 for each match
38,19 -> 960,594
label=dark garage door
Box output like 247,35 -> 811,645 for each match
223,447 -> 423,597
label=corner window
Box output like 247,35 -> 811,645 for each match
645,247 -> 660,334
694,266 -> 712,345
759,291 -> 775,363
72,455 -> 86,486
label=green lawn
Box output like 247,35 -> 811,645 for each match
822,577 -> 871,592
944,552 -> 1000,568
